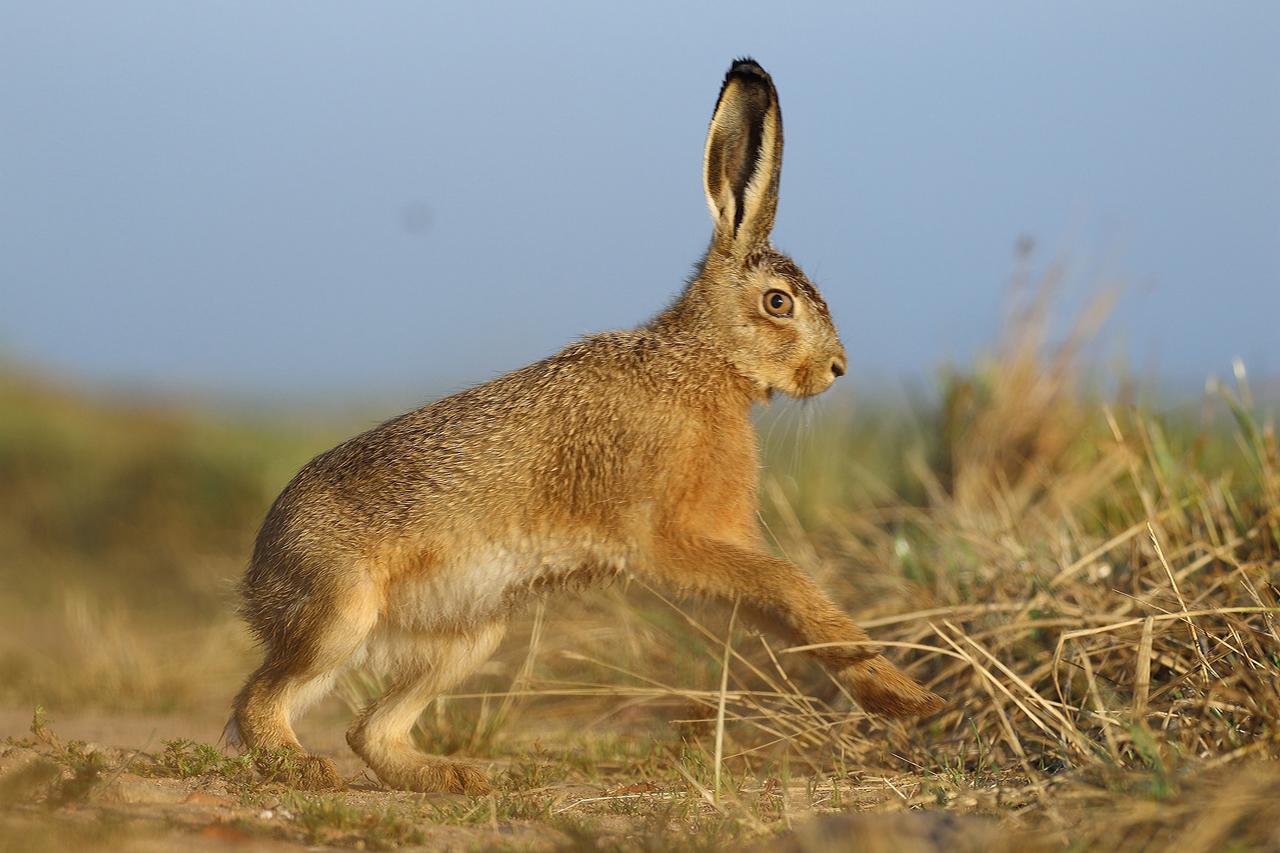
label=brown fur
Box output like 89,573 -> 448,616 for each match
227,57 -> 943,794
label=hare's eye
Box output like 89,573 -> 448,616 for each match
763,289 -> 794,318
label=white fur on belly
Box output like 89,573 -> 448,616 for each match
384,539 -> 627,634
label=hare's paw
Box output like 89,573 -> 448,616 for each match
840,656 -> 945,718
296,755 -> 343,790
251,748 -> 343,790
439,761 -> 492,796
374,758 -> 492,795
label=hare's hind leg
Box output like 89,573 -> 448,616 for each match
232,574 -> 379,790
347,622 -> 505,795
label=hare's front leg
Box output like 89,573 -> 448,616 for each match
649,535 -> 943,717
346,622 -> 505,795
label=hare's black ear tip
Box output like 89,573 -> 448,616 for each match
726,57 -> 770,82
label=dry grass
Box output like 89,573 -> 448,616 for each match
1,274 -> 1277,850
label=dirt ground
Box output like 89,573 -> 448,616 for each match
0,702 -> 1038,853
0,703 -> 551,852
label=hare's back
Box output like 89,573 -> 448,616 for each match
269,337 -> 675,533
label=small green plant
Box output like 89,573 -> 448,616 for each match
158,739 -> 224,778
285,793 -> 364,840
29,706 -> 57,749
499,742 -> 569,791
246,745 -> 305,785
1128,725 -> 1181,801
48,741 -> 109,805
420,790 -> 556,827
282,793 -> 425,850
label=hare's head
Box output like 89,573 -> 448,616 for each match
683,59 -> 846,400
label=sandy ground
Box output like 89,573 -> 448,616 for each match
0,702 -> 569,852
0,702 -> 1027,852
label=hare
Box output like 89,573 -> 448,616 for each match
227,57 -> 943,794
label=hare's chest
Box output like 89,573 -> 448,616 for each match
662,417 -> 760,543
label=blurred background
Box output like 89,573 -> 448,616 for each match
2,2 -> 1276,402
1,6 -> 1279,849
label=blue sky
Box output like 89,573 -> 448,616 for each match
2,2 -> 1277,398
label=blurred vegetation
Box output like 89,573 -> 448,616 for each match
0,369 -> 362,709
0,369 -> 352,615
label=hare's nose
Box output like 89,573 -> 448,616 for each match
830,357 -> 847,379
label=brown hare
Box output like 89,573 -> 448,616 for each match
227,57 -> 943,794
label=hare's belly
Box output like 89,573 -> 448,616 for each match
384,540 -> 626,633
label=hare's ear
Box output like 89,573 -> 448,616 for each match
703,58 -> 783,256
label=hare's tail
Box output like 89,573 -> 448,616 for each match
843,655 -> 944,718
221,715 -> 244,751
